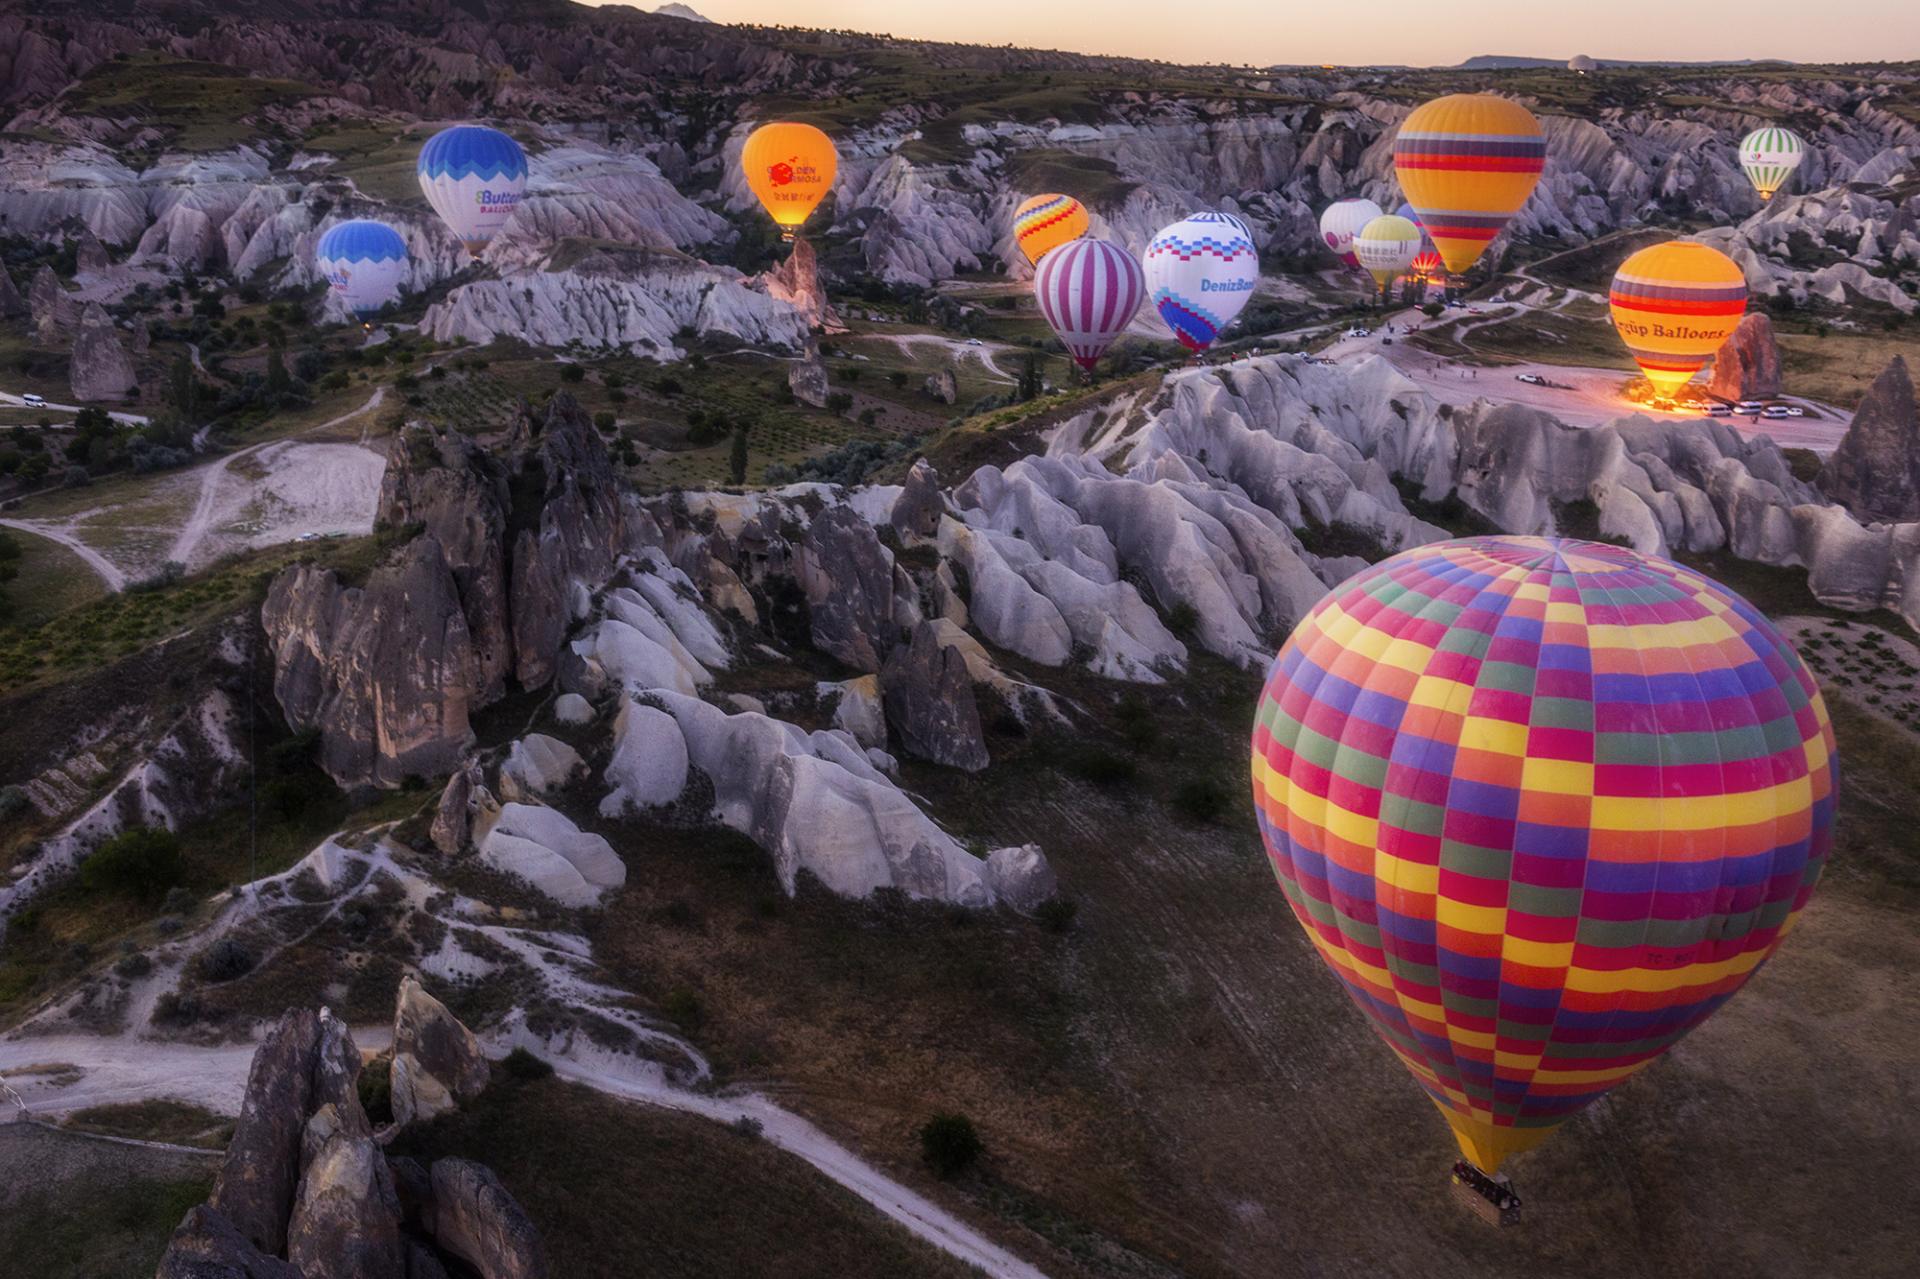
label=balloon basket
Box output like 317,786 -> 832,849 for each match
1448,1164 -> 1521,1227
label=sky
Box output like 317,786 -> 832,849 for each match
630,1 -> 1920,68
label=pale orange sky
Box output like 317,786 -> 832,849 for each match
628,0 -> 1920,67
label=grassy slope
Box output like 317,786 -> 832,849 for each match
1,528 -> 109,629
391,1071 -> 982,1279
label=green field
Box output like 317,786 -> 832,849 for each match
0,528 -> 109,630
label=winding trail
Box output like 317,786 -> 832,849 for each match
0,518 -> 129,591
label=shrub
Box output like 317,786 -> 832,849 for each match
79,828 -> 186,900
732,1115 -> 765,1140
0,785 -> 28,821
1066,747 -> 1138,789
825,391 -> 854,414
1171,777 -> 1232,824
114,952 -> 154,980
663,987 -> 705,1029
501,1047 -> 554,1083
196,938 -> 255,983
1163,600 -> 1200,638
560,363 -> 586,383
593,410 -> 616,432
918,1113 -> 984,1177
1034,896 -> 1078,934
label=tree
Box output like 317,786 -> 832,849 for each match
1018,350 -> 1043,402
728,423 -> 750,485
918,1113 -> 983,1177
0,529 -> 19,622
166,355 -> 201,420
78,827 -> 187,900
266,346 -> 291,398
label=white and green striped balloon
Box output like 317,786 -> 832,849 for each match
1739,127 -> 1805,202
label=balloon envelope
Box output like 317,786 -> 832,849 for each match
1143,211 -> 1260,352
1393,94 -> 1546,274
1739,127 -> 1806,202
1410,249 -> 1443,280
1033,238 -> 1145,371
417,125 -> 528,254
1353,214 -> 1422,289
742,122 -> 838,232
1609,241 -> 1749,397
314,219 -> 408,318
1251,536 -> 1835,1173
1014,193 -> 1091,266
1319,199 -> 1383,269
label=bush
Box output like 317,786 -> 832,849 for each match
358,1060 -> 393,1124
825,391 -> 854,414
114,952 -> 154,980
918,1113 -> 984,1177
79,828 -> 186,900
0,785 -> 28,821
664,987 -> 705,1029
501,1046 -> 554,1083
196,938 -> 255,983
593,410 -> 616,433
1171,777 -> 1232,824
1065,747 -> 1138,790
1163,600 -> 1200,638
560,363 -> 586,383
1034,896 -> 1078,934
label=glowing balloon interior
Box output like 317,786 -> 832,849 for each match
1251,536 -> 1836,1173
1740,127 -> 1806,203
742,122 -> 838,236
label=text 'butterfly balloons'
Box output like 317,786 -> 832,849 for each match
314,219 -> 408,319
1144,211 -> 1260,353
417,125 -> 528,256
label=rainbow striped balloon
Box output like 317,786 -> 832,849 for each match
1609,241 -> 1749,397
1033,238 -> 1144,372
1251,537 -> 1835,1174
1393,94 -> 1546,275
1013,193 -> 1091,266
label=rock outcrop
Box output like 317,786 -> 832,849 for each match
880,622 -> 990,772
389,975 -> 491,1129
795,504 -> 903,671
0,264 -> 25,320
600,697 -> 690,815
498,734 -> 585,803
156,1205 -> 302,1279
30,266 -> 78,341
753,233 -> 843,333
788,347 -> 830,408
68,301 -> 136,401
208,1009 -> 325,1256
476,801 -> 626,906
1819,356 -> 1920,523
1706,312 -> 1783,402
923,366 -> 958,405
430,764 -> 486,855
889,457 -> 945,539
982,844 -> 1058,915
427,1158 -> 551,1279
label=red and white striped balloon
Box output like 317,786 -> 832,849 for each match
1032,238 -> 1145,372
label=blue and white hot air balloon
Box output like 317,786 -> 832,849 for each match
314,220 -> 409,319
417,125 -> 528,255
1142,211 -> 1260,353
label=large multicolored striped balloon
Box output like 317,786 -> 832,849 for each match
417,125 -> 528,255
1013,193 -> 1091,266
1609,241 -> 1749,397
314,219 -> 409,318
1143,211 -> 1260,353
1393,94 -> 1546,275
1252,536 -> 1836,1175
1032,238 -> 1145,372
1353,214 -> 1422,291
1739,127 -> 1806,202
1319,198 -> 1383,269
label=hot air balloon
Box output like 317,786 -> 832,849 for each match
417,125 -> 528,256
1143,211 -> 1260,353
1609,241 -> 1749,398
742,121 -> 838,239
1410,249 -> 1444,281
1568,54 -> 1597,74
314,220 -> 409,319
1319,198 -> 1384,269
1014,193 -> 1091,266
1393,94 -> 1546,275
1739,127 -> 1806,203
1032,238 -> 1144,373
1353,215 -> 1422,293
1252,535 -> 1836,1178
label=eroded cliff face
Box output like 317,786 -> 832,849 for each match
261,392 -> 631,787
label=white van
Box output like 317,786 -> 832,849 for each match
21,393 -> 46,407
1705,403 -> 1733,417
1734,400 -> 1767,415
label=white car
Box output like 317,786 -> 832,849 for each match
1343,327 -> 1370,338
1515,373 -> 1546,386
965,338 -> 983,346
1705,403 -> 1733,417
1786,406 -> 1806,417
21,393 -> 46,407
1762,405 -> 1793,419
1735,400 -> 1767,415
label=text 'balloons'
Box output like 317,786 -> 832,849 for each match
1609,240 -> 1749,397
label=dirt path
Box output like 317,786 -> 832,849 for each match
0,518 -> 129,591
873,333 -> 1020,383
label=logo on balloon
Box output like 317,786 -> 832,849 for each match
474,189 -> 522,209
768,161 -> 795,187
1200,278 -> 1255,293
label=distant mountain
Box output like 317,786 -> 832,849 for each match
654,2 -> 710,19
1460,53 -> 1787,69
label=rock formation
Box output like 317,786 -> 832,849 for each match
0,263 -> 25,320
795,504 -> 902,671
601,696 -> 690,815
430,764 -> 487,855
788,347 -> 830,408
497,734 -> 585,802
389,975 -> 491,1129
880,622 -> 990,772
1819,356 -> 1920,523
159,1000 -> 545,1279
889,458 -> 945,539
753,233 -> 843,332
68,301 -> 136,401
923,367 -> 958,405
1707,312 -> 1784,402
476,801 -> 627,906
29,265 -> 78,340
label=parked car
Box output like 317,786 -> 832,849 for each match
1763,405 -> 1793,419
1515,373 -> 1546,386
21,393 -> 46,407
1735,400 -> 1767,414
1787,406 -> 1806,417
965,338 -> 983,346
1343,327 -> 1370,337
1706,403 -> 1733,417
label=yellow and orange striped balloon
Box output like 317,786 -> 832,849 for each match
1393,95 -> 1546,275
1013,193 -> 1090,265
1608,241 -> 1749,397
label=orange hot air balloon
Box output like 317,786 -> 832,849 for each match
1013,193 -> 1091,266
1608,241 -> 1749,398
1393,94 -> 1546,275
742,122 -> 838,239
